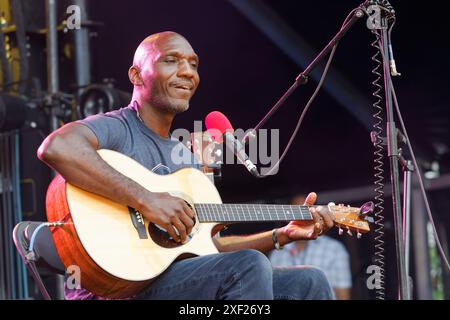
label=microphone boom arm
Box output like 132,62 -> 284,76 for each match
243,5 -> 366,144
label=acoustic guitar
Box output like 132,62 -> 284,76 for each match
46,149 -> 372,298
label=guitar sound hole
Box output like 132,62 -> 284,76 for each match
148,216 -> 197,248
148,223 -> 181,248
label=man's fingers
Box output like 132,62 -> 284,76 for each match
321,210 -> 334,231
311,208 -> 321,224
182,202 -> 195,219
171,218 -> 187,243
304,192 -> 317,206
179,210 -> 195,236
309,210 -> 321,237
165,222 -> 180,243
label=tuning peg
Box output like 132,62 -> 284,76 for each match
338,226 -> 343,235
357,230 -> 362,239
347,227 -> 353,236
359,201 -> 375,217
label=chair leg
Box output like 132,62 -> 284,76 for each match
13,222 -> 56,300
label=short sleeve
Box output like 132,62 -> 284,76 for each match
77,113 -> 128,150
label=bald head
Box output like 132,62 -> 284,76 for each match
129,31 -> 200,114
132,31 -> 188,68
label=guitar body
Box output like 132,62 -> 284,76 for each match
46,149 -> 222,298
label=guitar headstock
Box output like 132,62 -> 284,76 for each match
327,202 -> 374,239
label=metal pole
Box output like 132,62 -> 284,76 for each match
45,0 -> 59,132
45,0 -> 65,300
412,183 -> 433,299
380,16 -> 409,300
73,0 -> 91,96
402,160 -> 414,297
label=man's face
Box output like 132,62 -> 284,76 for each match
138,35 -> 200,114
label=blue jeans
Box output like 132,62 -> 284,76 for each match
133,249 -> 334,300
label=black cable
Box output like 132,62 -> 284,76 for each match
258,44 -> 338,177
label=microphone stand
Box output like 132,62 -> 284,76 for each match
379,10 -> 411,299
243,1 -> 413,300
242,5 -> 366,143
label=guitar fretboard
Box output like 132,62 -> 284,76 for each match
194,203 -> 312,223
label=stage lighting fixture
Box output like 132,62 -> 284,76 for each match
78,83 -> 131,118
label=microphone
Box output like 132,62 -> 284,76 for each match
205,111 -> 260,177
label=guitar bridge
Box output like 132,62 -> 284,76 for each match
128,207 -> 148,239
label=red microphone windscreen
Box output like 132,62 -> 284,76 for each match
205,111 -> 234,142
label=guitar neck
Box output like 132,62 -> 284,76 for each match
194,203 -> 313,223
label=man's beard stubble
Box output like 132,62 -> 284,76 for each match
150,93 -> 190,115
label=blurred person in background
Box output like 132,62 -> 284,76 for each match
269,194 -> 352,300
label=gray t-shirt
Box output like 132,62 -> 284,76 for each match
77,105 -> 201,174
65,105 -> 201,300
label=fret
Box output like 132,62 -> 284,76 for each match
216,204 -> 221,221
228,204 -> 235,221
240,204 -> 246,222
202,203 -> 207,222
282,204 -> 288,221
208,203 -> 214,221
271,205 -> 276,220
237,204 -> 243,222
207,203 -> 213,222
296,206 -> 303,220
219,204 -> 225,222
274,204 -> 279,222
223,204 -> 229,220
224,204 -> 230,221
235,204 -> 240,221
212,203 -> 219,222
252,205 -> 258,221
220,204 -> 225,222
233,204 -> 241,222
202,203 -> 207,221
300,205 -> 312,220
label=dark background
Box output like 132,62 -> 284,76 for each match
3,0 -> 449,299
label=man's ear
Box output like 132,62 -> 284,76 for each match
128,66 -> 143,85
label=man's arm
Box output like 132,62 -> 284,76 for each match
38,122 -> 194,243
214,230 -> 279,255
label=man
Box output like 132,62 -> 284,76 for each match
269,195 -> 353,300
38,31 -> 335,300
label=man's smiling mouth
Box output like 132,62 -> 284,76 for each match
171,82 -> 193,91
